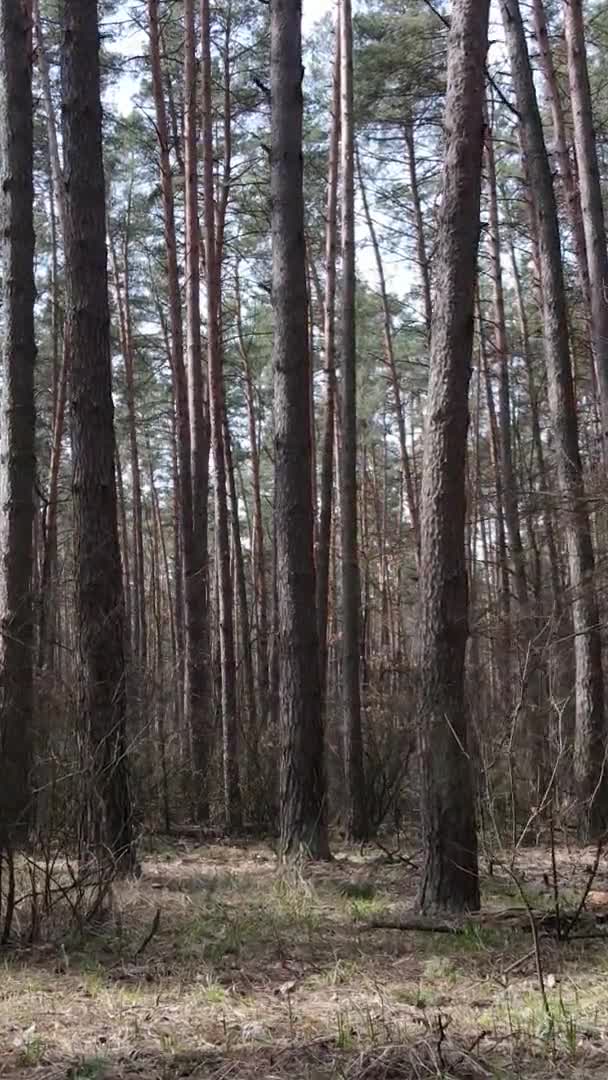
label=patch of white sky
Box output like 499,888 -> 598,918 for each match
105,1 -> 514,317
109,0 -> 335,115
106,0 -> 420,306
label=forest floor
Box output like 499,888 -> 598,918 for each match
2,837 -> 608,1078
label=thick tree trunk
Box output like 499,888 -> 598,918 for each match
62,0 -> 135,873
0,0 -> 36,840
271,0 -> 329,860
417,0 -> 489,915
501,0 -> 608,837
340,0 -> 366,842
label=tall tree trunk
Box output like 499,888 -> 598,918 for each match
271,0 -> 329,860
148,0 -> 209,817
357,150 -> 419,550
62,0 -> 135,873
479,312 -> 510,623
417,0 -> 489,916
34,0 -> 69,674
316,9 -> 340,716
562,0 -> 608,453
224,414 -> 259,810
0,0 -> 36,840
340,0 -> 366,842
485,118 -> 528,609
235,270 -> 269,728
114,440 -> 133,665
501,0 -> 608,837
122,208 -> 147,667
531,0 -> 592,328
109,217 -> 146,668
404,122 -> 432,342
201,0 -> 242,831
510,242 -> 561,609
184,0 -> 211,822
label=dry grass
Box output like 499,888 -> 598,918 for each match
2,838 -> 608,1078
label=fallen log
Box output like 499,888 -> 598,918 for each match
360,907 -> 603,936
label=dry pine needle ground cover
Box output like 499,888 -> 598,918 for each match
2,839 -> 608,1078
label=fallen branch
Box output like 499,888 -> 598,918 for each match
501,948 -> 535,976
504,865 -> 550,1018
374,839 -> 419,870
361,916 -> 464,934
562,833 -> 605,942
135,906 -> 161,956
361,906 -> 597,937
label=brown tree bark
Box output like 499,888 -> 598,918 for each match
201,0 -> 242,830
62,0 -> 135,872
501,0 -> 608,837
33,0 -> 69,674
148,0 -> 209,816
271,0 -> 329,859
114,440 -> 133,664
224,412 -> 259,808
479,309 -> 511,623
316,11 -> 340,717
357,150 -> 419,551
109,214 -> 146,668
485,118 -> 528,609
0,0 -> 36,839
531,0 -> 591,322
417,0 -> 489,915
235,270 -> 269,728
340,0 -> 366,842
562,0 -> 608,452
184,0 -> 211,821
404,122 -> 432,342
509,243 -> 562,609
